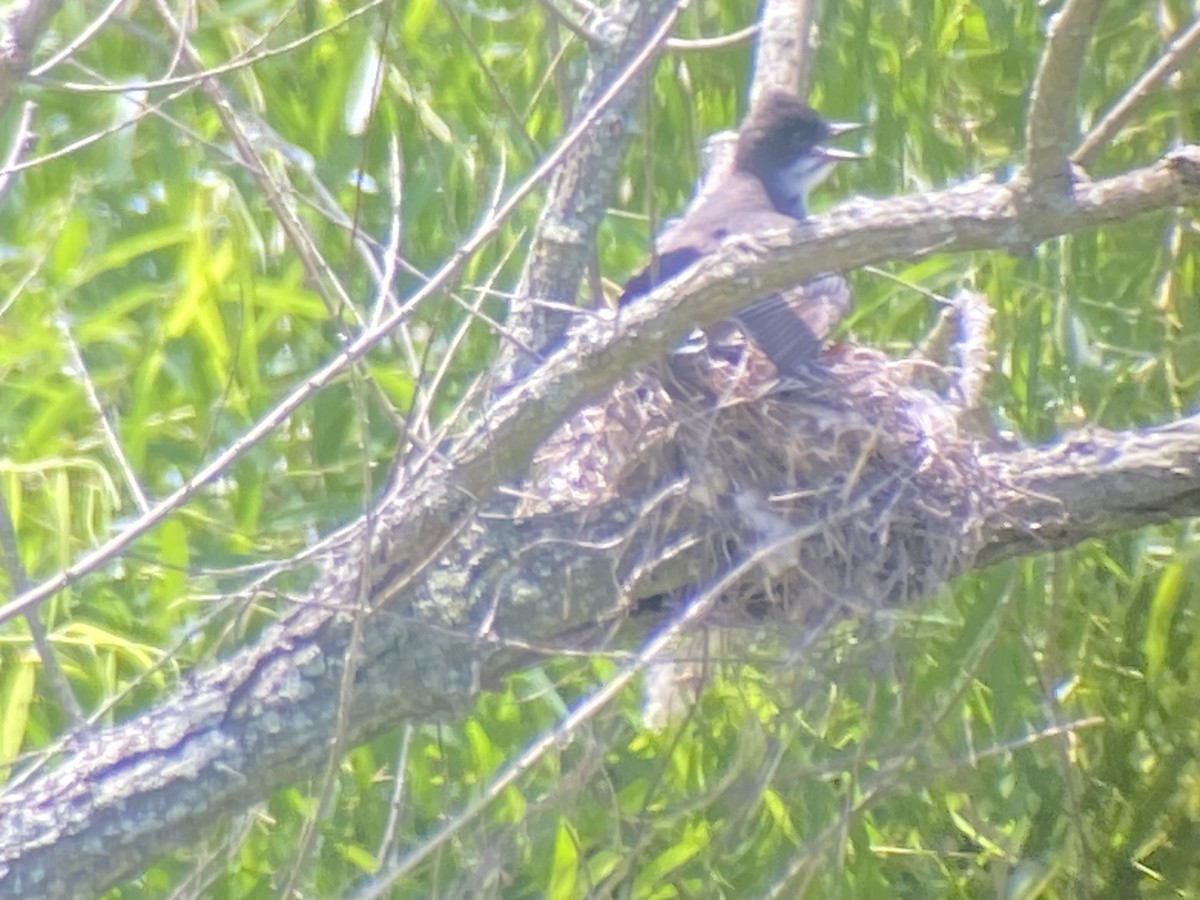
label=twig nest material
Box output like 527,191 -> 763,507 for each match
520,291 -> 998,628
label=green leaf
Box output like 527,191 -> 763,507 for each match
1143,559 -> 1183,680
51,208 -> 88,280
547,817 -> 579,899
335,841 -> 379,874
0,650 -> 37,770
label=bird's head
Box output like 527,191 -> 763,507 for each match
734,91 -> 863,217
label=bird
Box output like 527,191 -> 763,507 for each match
618,91 -> 863,379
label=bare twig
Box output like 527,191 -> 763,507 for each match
0,100 -> 34,201
1025,0 -> 1106,187
1073,16 -> 1200,166
26,0 -> 124,77
54,315 -> 151,515
0,0 -> 698,626
40,0 -> 391,92
532,0 -> 597,45
444,2 -> 543,159
375,724 -> 413,862
278,381 -> 377,897
151,0 -> 359,322
668,22 -> 759,52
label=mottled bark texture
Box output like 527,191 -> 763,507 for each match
2,131 -> 1199,900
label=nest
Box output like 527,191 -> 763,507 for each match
519,292 -> 997,632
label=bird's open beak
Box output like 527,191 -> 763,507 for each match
827,120 -> 863,138
813,145 -> 867,161
819,121 -> 866,160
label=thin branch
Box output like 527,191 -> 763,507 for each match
151,0 -> 359,322
1073,16 -> 1200,166
38,0 -> 391,90
444,2 -> 542,160
0,100 -> 34,201
0,0 -> 699,627
26,0 -> 124,77
498,0 -> 684,378
667,23 -> 759,52
531,0 -> 597,45
0,65 -> 202,180
55,315 -> 151,515
375,724 -> 413,862
1025,0 -> 1105,187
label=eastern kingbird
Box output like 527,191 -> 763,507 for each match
619,92 -> 862,378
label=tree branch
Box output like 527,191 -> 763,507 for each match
498,0 -> 681,380
1025,0 -> 1105,187
749,0 -> 818,101
978,415 -> 1200,567
2,141 -> 1200,895
1074,16 -> 1200,166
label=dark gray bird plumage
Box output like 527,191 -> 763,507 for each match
619,92 -> 861,377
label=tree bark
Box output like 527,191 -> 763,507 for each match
2,347 -> 1199,898
3,81 -> 1199,900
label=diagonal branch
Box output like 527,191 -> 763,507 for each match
0,0 -> 685,629
2,145 -> 1200,898
1074,16 -> 1200,166
499,0 -> 683,379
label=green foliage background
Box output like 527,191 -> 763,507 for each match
1,0 -> 1198,896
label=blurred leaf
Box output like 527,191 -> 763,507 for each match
547,817 -> 579,898
0,650 -> 37,771
1143,559 -> 1183,680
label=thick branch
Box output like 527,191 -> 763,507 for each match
0,503 -> 633,898
749,0 -> 817,101
977,415 -> 1200,567
2,145 -> 1199,899
500,0 -> 680,379
3,405 -> 1200,896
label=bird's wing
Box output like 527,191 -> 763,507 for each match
780,273 -> 852,342
617,175 -> 848,378
617,245 -> 704,304
734,275 -> 851,377
731,294 -> 823,376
